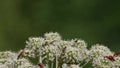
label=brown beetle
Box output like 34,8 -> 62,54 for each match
104,55 -> 115,61
17,50 -> 25,59
38,63 -> 44,68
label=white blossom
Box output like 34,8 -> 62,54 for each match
0,32 -> 120,68
42,45 -> 57,62
63,46 -> 80,63
92,56 -> 114,68
44,32 -> 61,42
24,37 -> 45,58
62,63 -> 81,68
89,44 -> 113,60
113,56 -> 120,67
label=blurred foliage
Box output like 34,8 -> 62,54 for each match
0,0 -> 120,52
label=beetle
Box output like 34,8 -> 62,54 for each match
17,50 -> 25,59
38,63 -> 44,68
104,55 -> 115,61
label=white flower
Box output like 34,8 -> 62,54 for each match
15,58 -> 30,66
92,56 -> 114,68
42,45 -> 57,62
0,51 -> 17,65
26,37 -> 45,48
56,40 -> 74,54
0,64 -> 9,68
0,51 -> 17,59
62,63 -> 81,68
0,51 -> 35,68
44,32 -> 61,41
5,57 -> 33,68
70,64 -> 81,68
72,39 -> 87,49
113,56 -> 120,67
89,44 -> 113,60
63,46 -> 80,63
25,37 -> 45,58
0,32 -> 119,68
18,63 -> 38,68
72,39 -> 88,61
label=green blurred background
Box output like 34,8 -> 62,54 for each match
0,0 -> 120,52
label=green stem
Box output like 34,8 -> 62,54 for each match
51,62 -> 53,68
56,53 -> 58,68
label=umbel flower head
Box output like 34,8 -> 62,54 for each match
0,51 -> 39,68
60,39 -> 88,64
0,32 -> 120,68
24,37 -> 45,58
89,44 -> 113,59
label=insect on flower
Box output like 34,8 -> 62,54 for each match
104,55 -> 115,61
17,50 -> 25,59
38,63 -> 44,68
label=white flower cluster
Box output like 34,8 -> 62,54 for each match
0,32 -> 120,68
89,44 -> 120,68
62,63 -> 81,68
0,51 -> 39,68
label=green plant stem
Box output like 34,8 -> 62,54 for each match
51,62 -> 53,68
